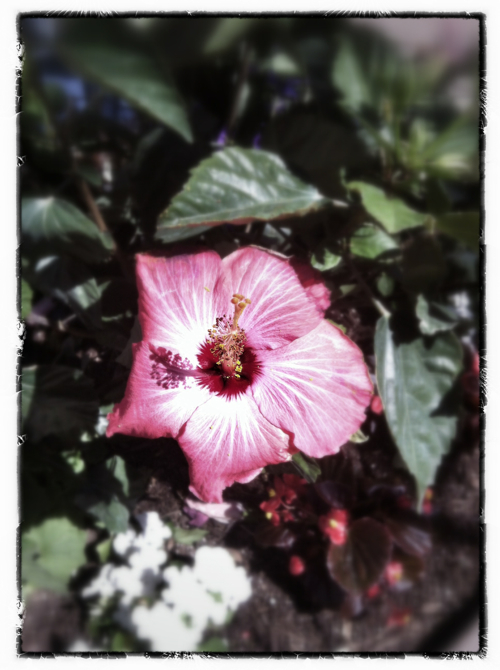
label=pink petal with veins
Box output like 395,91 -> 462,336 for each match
222,247 -> 321,350
179,391 -> 290,503
289,258 -> 332,315
252,320 -> 373,458
136,251 -> 231,355
107,341 -> 211,440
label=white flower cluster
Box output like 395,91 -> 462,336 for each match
82,511 -> 252,652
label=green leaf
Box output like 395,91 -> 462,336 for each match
109,456 -> 130,497
332,40 -> 371,114
292,452 -> 321,483
433,212 -> 480,251
376,273 -> 394,297
30,255 -> 105,330
416,295 -> 457,336
311,248 -> 342,272
204,17 -> 258,55
62,44 -> 192,142
155,148 -> 329,239
171,526 -> 208,545
349,429 -> 369,444
21,279 -> 33,320
22,197 -> 114,264
375,316 -> 462,506
22,518 -> 87,595
327,319 -> 346,334
347,182 -> 427,233
87,498 -> 129,534
350,223 -> 398,259
22,365 -> 98,440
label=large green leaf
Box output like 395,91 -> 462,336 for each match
22,518 -> 87,595
350,223 -> 398,259
155,148 -> 330,240
434,212 -> 480,251
375,317 -> 462,505
347,182 -> 427,233
22,365 -> 98,441
22,197 -> 114,264
63,43 -> 192,142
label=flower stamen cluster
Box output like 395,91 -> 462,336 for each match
207,294 -> 251,379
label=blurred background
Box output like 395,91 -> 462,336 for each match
19,16 -> 481,654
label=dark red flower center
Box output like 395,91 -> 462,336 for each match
149,294 -> 260,398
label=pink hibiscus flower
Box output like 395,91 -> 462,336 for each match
107,248 -> 373,502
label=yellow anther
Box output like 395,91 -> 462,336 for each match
329,519 -> 339,529
269,489 -> 276,498
265,512 -> 273,520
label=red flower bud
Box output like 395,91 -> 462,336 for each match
289,555 -> 306,576
370,395 -> 384,414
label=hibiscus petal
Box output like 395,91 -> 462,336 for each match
136,252 -> 231,358
179,392 -> 291,502
252,320 -> 373,458
107,342 -> 211,440
222,248 -> 321,349
289,258 -> 332,315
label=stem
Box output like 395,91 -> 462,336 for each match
76,175 -> 132,279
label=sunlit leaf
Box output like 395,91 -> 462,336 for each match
375,316 -> 462,506
311,248 -> 342,272
327,518 -> 392,593
62,43 -> 192,142
155,148 -> 329,239
22,197 -> 114,264
347,182 -> 427,233
22,518 -> 87,595
416,295 -> 457,336
350,223 -> 398,259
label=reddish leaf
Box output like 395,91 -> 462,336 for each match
384,513 -> 432,558
327,518 -> 392,594
254,523 -> 296,549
